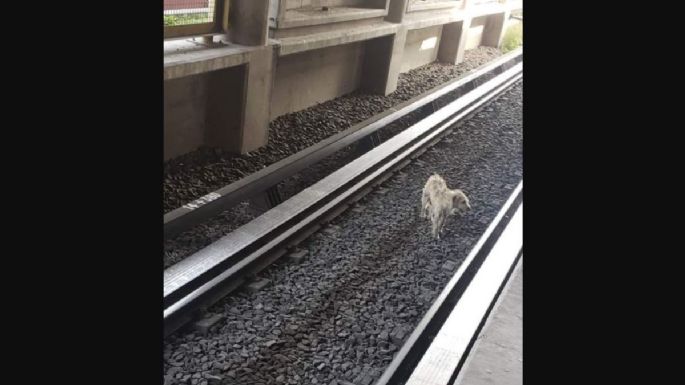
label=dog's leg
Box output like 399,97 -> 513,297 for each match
422,202 -> 431,220
420,189 -> 430,219
421,198 -> 432,218
432,212 -> 443,240
437,214 -> 446,238
433,225 -> 440,240
430,214 -> 438,239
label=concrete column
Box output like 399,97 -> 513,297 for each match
386,0 -> 410,23
437,19 -> 471,65
241,45 -> 275,152
231,0 -> 270,46
482,11 -> 510,48
205,45 -> 275,154
361,27 -> 407,96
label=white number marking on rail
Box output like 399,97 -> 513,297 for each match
182,192 -> 222,211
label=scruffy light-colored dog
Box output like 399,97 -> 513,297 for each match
421,174 -> 471,239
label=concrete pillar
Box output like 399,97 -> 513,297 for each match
361,27 -> 407,96
241,46 -> 275,152
230,0 -> 270,46
386,0 -> 410,23
437,19 -> 471,65
205,45 -> 275,154
482,11 -> 510,48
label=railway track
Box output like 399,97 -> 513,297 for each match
164,49 -> 522,240
377,183 -> 522,385
164,51 -> 523,343
164,50 -> 523,334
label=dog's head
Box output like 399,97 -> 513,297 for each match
450,189 -> 471,215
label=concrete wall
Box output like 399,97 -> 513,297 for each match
399,25 -> 443,73
164,0 -> 519,159
270,12 -> 507,120
270,42 -> 366,119
164,65 -> 246,160
164,74 -> 210,160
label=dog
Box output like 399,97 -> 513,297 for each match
421,174 -> 471,239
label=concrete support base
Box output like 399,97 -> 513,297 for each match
206,44 -> 274,154
270,42 -> 366,119
245,278 -> 270,293
400,25 -> 443,73
437,19 -> 471,65
360,27 -> 407,96
482,11 -> 510,49
164,44 -> 274,159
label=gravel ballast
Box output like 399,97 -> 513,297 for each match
163,80 -> 523,385
164,47 -> 503,269
163,47 -> 502,213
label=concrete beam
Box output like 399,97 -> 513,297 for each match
279,7 -> 388,29
407,0 -> 463,13
164,42 -> 253,81
231,0 -> 270,46
277,21 -> 398,56
437,18 -> 470,65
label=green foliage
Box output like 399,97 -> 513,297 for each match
501,22 -> 523,53
163,15 -> 177,26
163,13 -> 212,27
